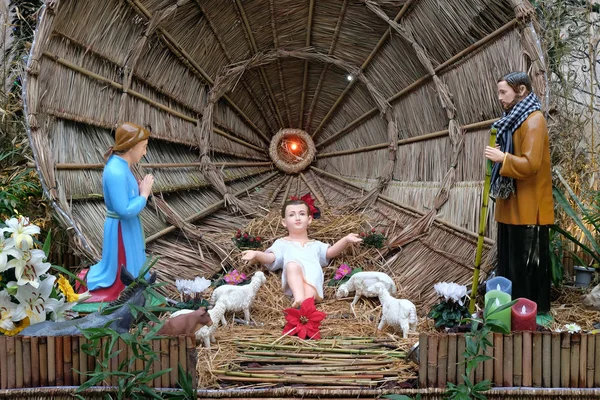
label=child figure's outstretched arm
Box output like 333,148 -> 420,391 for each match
242,250 -> 276,265
326,233 -> 362,259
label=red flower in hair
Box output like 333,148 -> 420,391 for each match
282,297 -> 326,340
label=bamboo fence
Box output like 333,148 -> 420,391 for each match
419,332 -> 600,389
0,335 -> 197,390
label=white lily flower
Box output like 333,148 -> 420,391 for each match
47,296 -> 78,322
4,217 -> 40,250
0,289 -> 27,331
176,276 -> 211,295
176,278 -> 193,295
192,277 -> 211,293
565,323 -> 581,334
0,235 -> 22,272
12,275 -> 56,324
11,249 -> 51,288
434,282 -> 468,305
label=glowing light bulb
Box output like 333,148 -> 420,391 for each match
346,74 -> 353,81
290,142 -> 298,151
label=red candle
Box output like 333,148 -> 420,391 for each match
511,298 -> 537,331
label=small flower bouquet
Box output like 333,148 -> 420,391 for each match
212,269 -> 249,288
282,297 -> 326,339
232,230 -> 262,249
327,264 -> 362,286
0,216 -> 89,336
174,276 -> 211,310
428,282 -> 470,329
360,228 -> 386,249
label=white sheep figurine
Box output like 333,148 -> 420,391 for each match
196,301 -> 227,348
336,271 -> 397,313
210,271 -> 266,325
372,282 -> 417,338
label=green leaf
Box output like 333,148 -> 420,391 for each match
485,299 -> 517,318
485,319 -> 510,334
42,229 -> 51,258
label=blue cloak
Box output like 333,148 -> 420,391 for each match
86,155 -> 147,290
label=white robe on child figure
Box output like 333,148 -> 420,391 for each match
265,238 -> 330,300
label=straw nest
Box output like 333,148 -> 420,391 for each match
23,0 -> 546,336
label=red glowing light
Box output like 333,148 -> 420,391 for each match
290,142 -> 298,151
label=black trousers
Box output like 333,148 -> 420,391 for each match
496,223 -> 551,313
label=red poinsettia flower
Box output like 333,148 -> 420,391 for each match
282,297 -> 326,340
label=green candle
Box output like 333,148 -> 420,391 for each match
485,289 -> 512,331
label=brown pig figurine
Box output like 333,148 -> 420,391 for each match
158,307 -> 213,336
582,284 -> 600,310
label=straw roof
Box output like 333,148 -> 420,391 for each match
24,0 -> 548,310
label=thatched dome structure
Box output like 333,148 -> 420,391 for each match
24,0 -> 548,309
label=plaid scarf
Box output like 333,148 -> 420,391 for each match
490,92 -> 541,200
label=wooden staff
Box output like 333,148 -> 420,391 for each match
469,128 -> 497,313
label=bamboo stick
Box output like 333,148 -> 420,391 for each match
483,332 -> 493,383
0,336 -> 6,389
39,337 -> 48,387
504,334 -> 513,387
153,340 -> 162,388
280,175 -> 294,206
588,333 -> 596,388
552,332 -> 561,388
161,338 -> 170,388
437,335 -> 448,388
457,334 -> 466,385
532,332 -> 542,387
522,332 -> 532,387
86,338 -> 95,379
542,333 -> 551,388
55,336 -> 64,386
15,337 -> 23,388
186,335 -> 197,389
6,337 -> 15,388
170,338 -> 179,387
22,337 -> 32,388
475,339 -> 484,383
32,161 -> 274,170
493,333 -> 504,387
561,332 -> 571,387
267,175 -> 290,207
178,335 -> 187,373
571,333 -> 581,388
418,333 -> 428,388
447,334 -> 457,385
47,337 -> 55,386
30,336 -> 39,387
78,337 -> 87,385
300,172 -> 327,208
63,336 -> 72,386
513,332 -> 522,386
580,334 -> 588,388
427,335 -> 438,387
239,343 -> 404,357
595,335 -> 600,387
316,18 -> 517,148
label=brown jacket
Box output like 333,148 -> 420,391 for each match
494,111 -> 554,225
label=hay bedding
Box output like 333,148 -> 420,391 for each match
181,208 -> 420,389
